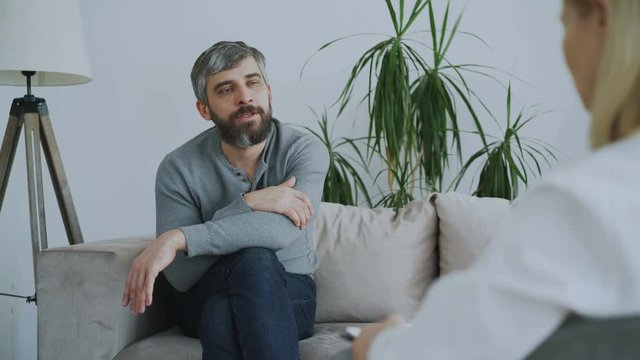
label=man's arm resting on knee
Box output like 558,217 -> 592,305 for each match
178,136 -> 329,257
121,177 -> 315,316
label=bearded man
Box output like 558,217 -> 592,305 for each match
121,41 -> 329,360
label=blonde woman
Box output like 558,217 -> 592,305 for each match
343,0 -> 640,358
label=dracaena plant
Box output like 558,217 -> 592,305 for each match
302,0 -> 557,209
452,85 -> 559,200
304,110 -> 373,207
302,0 -> 490,211
411,1 -> 490,191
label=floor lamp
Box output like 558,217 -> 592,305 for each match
0,0 -> 92,304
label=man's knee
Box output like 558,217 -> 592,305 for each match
229,247 -> 284,284
233,247 -> 281,270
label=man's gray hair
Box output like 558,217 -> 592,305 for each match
190,41 -> 268,105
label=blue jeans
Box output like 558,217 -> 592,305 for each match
159,247 -> 316,360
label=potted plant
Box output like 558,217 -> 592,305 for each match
303,0 -> 557,208
304,109 -> 372,207
452,85 -> 559,200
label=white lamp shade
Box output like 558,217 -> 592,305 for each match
0,0 -> 92,86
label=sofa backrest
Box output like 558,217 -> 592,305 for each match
434,192 -> 511,275
311,192 -> 511,323
311,197 -> 438,323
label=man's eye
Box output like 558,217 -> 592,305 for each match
219,87 -> 233,94
248,80 -> 261,86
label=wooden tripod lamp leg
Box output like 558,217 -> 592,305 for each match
38,104 -> 84,246
0,110 -> 24,209
24,112 -> 48,277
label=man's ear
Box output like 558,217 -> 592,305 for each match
268,85 -> 272,104
195,100 -> 212,120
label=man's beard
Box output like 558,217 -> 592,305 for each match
210,104 -> 273,148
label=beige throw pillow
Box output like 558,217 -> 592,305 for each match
434,192 -> 511,275
312,198 -> 438,323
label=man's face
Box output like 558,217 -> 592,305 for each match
197,57 -> 273,148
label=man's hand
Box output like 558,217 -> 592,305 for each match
352,314 -> 407,360
243,176 -> 313,229
121,229 -> 186,315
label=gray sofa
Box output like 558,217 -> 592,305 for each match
37,193 -> 512,360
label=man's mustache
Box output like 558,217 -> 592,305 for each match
231,105 -> 265,121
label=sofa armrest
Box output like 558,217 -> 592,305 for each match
37,235 -> 170,360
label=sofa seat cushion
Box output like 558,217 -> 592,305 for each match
113,327 -> 201,360
300,322 -> 365,360
114,323 -> 363,360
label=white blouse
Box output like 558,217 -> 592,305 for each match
369,131 -> 640,359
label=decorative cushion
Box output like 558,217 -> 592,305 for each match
433,192 -> 511,275
312,198 -> 438,322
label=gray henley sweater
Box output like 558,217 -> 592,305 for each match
157,119 -> 329,291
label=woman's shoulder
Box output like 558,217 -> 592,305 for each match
537,131 -> 640,199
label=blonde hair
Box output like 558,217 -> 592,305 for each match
589,0 -> 640,148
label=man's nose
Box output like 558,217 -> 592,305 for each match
236,86 -> 254,105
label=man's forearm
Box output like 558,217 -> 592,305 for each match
181,209 -> 307,257
162,229 -> 188,253
122,228 -> 187,315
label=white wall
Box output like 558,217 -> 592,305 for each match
0,1 -> 589,358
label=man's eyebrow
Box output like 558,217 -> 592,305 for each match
246,72 -> 263,80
